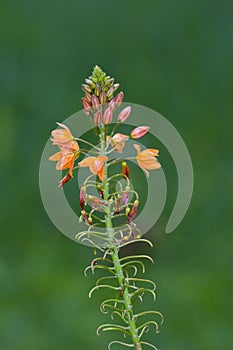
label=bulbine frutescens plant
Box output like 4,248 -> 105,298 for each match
49,66 -> 163,349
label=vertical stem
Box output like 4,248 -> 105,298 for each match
99,126 -> 142,350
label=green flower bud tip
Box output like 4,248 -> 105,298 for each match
91,65 -> 107,85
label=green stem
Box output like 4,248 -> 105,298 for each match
99,125 -> 142,350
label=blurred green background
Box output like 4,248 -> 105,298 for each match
1,0 -> 232,349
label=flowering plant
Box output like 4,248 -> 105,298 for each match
49,66 -> 163,350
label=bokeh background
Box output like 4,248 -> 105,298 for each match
1,0 -> 232,349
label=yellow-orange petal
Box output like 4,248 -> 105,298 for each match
51,123 -> 74,145
58,154 -> 74,170
98,167 -> 105,182
78,157 -> 95,167
49,151 -> 61,161
141,149 -> 159,157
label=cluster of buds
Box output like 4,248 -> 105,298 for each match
81,65 -> 124,122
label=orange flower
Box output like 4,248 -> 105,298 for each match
49,140 -> 80,176
110,133 -> 129,153
78,155 -> 108,182
51,122 -> 74,146
134,144 -> 161,177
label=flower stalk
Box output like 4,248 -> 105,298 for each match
49,65 -> 163,349
99,124 -> 142,349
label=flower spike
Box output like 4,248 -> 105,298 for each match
48,65 -> 163,350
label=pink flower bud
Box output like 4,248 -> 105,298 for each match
85,91 -> 92,103
93,111 -> 102,126
108,98 -> 115,110
91,95 -> 100,110
117,106 -> 131,122
130,126 -> 150,139
103,107 -> 113,124
82,97 -> 91,112
115,92 -> 124,107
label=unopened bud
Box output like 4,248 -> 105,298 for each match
91,95 -> 100,110
115,92 -> 124,107
103,107 -> 113,124
117,106 -> 131,122
93,111 -> 102,126
113,83 -> 120,92
99,91 -> 107,104
94,85 -> 100,96
105,78 -> 114,87
108,98 -> 115,110
88,217 -> 93,225
106,86 -> 114,98
85,78 -> 95,89
131,126 -> 150,139
85,91 -> 92,103
82,97 -> 91,112
82,84 -> 92,93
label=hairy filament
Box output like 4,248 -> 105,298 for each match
97,323 -> 130,336
130,287 -> 156,301
126,278 -> 156,291
111,311 -> 128,324
137,321 -> 160,335
119,255 -> 154,264
89,284 -> 121,298
134,311 -> 164,324
108,340 -> 134,349
100,299 -> 125,314
96,275 -> 118,286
